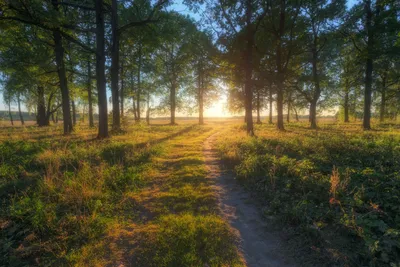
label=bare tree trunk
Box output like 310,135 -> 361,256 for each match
380,75 -> 386,122
8,99 -> 13,126
310,100 -> 317,129
87,60 -> 94,127
146,91 -> 150,125
17,93 -> 24,125
269,87 -> 273,124
96,0 -> 108,138
293,107 -> 299,122
344,89 -> 349,122
287,92 -> 291,123
256,88 -> 261,124
363,0 -> 374,130
37,86 -> 47,126
71,100 -> 77,125
244,0 -> 254,135
136,45 -> 142,122
52,0 -> 72,134
276,78 -> 285,130
120,60 -> 124,117
310,33 -> 321,129
170,82 -> 176,125
52,1 -> 72,134
198,65 -> 204,125
111,0 -> 120,131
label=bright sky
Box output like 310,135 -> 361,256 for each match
0,0 -> 358,118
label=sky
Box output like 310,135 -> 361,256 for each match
0,0 -> 358,118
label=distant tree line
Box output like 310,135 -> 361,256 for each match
0,0 -> 399,136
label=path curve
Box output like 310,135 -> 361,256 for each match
204,132 -> 295,267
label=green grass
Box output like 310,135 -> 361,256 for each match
0,121 -> 243,266
216,121 -> 400,266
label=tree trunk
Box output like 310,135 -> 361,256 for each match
71,100 -> 77,125
256,88 -> 261,124
344,90 -> 349,122
170,82 -> 176,125
198,65 -> 204,125
287,92 -> 291,123
120,60 -> 124,117
310,34 -> 320,129
310,101 -> 317,129
96,0 -> 108,138
244,0 -> 254,135
276,77 -> 285,130
294,107 -> 299,122
380,75 -> 386,122
136,45 -> 142,122
37,86 -> 47,126
111,0 -> 120,131
52,0 -> 72,134
363,0 -> 373,130
146,92 -> 150,125
17,93 -> 24,125
87,60 -> 94,127
8,99 -> 13,126
269,87 -> 273,124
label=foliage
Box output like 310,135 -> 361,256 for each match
218,122 -> 400,266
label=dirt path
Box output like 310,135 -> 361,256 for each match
204,132 -> 295,267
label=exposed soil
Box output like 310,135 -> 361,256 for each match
204,132 -> 296,267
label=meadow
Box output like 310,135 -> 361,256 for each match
217,120 -> 400,266
1,118 -> 399,266
0,119 -> 242,266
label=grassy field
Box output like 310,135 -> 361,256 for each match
217,120 -> 400,266
0,119 -> 243,266
1,118 -> 399,266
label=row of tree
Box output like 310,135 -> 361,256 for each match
0,0 -> 219,138
0,0 -> 399,137
203,0 -> 399,134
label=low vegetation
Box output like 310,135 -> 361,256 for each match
0,122 -> 242,266
217,121 -> 400,266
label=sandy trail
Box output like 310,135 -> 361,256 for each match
204,132 -> 295,267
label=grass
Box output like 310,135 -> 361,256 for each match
0,120 -> 243,266
216,120 -> 400,266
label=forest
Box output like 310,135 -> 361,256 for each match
0,0 -> 399,266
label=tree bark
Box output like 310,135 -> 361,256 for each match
52,0 -> 72,134
310,100 -> 317,129
37,86 -> 48,126
146,91 -> 150,125
287,92 -> 291,123
294,107 -> 299,122
87,59 -> 94,127
170,81 -> 176,125
269,87 -> 273,124
71,100 -> 77,125
310,31 -> 320,129
363,0 -> 373,130
111,0 -> 120,131
96,0 -> 108,138
8,99 -> 13,126
17,93 -> 24,125
198,65 -> 204,125
136,44 -> 142,122
344,90 -> 349,122
276,77 -> 285,130
256,88 -> 261,124
379,74 -> 386,122
244,0 -> 254,135
120,60 -> 125,117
